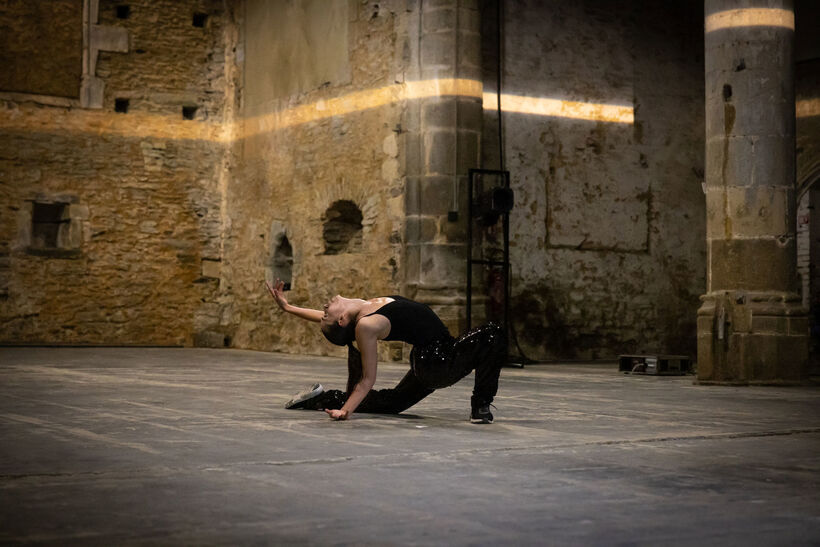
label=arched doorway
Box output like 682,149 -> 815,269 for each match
797,175 -> 820,375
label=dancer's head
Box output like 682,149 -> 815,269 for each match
322,321 -> 355,346
320,295 -> 357,346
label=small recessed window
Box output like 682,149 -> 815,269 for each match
182,105 -> 197,120
115,98 -> 129,113
323,200 -> 363,255
192,12 -> 208,27
31,202 -> 68,249
27,201 -> 84,258
272,235 -> 293,290
116,5 -> 130,19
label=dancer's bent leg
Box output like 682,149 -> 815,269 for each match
449,323 -> 505,406
471,323 -> 505,405
356,371 -> 434,413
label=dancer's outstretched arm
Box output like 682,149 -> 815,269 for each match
265,279 -> 323,323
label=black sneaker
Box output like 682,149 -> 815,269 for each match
470,404 -> 494,424
284,383 -> 324,409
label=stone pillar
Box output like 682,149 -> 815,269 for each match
698,0 -> 808,384
403,0 -> 482,334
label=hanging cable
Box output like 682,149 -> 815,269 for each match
496,0 -> 504,173
452,0 -> 461,215
494,0 -> 534,365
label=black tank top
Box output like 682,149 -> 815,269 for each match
365,295 -> 450,346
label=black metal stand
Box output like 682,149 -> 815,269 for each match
466,168 -> 517,366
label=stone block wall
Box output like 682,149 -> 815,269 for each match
481,0 -> 706,359
0,0 -> 236,345
404,0 -> 483,335
223,0 -> 409,359
0,0 -> 83,99
2,0 -> 810,366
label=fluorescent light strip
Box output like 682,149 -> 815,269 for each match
705,8 -> 794,32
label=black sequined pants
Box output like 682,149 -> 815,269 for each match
296,323 -> 506,414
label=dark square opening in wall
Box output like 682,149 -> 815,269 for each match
31,202 -> 68,249
182,105 -> 198,120
192,12 -> 208,27
115,98 -> 129,113
116,5 -> 130,19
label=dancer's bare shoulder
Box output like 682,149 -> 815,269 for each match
356,313 -> 391,340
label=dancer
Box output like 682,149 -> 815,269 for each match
266,280 -> 505,423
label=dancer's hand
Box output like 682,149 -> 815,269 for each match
265,279 -> 289,311
264,280 -> 323,323
326,409 -> 349,421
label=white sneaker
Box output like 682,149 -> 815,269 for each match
284,383 -> 324,409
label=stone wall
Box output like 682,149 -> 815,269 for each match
796,0 -> 820,197
0,0 -> 83,98
797,191 -> 810,308
481,0 -> 706,359
797,60 -> 820,194
795,0 -> 820,371
223,0 -> 409,359
2,0 -> 814,366
0,0 -> 236,345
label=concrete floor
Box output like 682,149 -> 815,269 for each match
1,347 -> 819,546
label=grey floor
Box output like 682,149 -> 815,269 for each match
1,347 -> 819,546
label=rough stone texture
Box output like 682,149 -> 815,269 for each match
481,0 -> 706,359
0,0 -> 83,98
699,0 -> 807,384
403,1 -> 483,336
797,191 -> 810,308
709,238 -> 797,291
794,1 -> 820,374
225,0 -> 408,360
697,291 -> 808,384
0,0 -> 235,345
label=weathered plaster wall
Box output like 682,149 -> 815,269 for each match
224,0 -> 409,358
244,0 -> 351,103
0,0 -> 236,345
483,0 -> 706,359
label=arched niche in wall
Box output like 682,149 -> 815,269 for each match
269,222 -> 293,290
322,200 -> 363,255
796,175 -> 820,376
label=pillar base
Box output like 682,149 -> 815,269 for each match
697,291 -> 808,385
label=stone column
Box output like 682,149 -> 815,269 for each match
403,0 -> 482,334
698,0 -> 808,383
